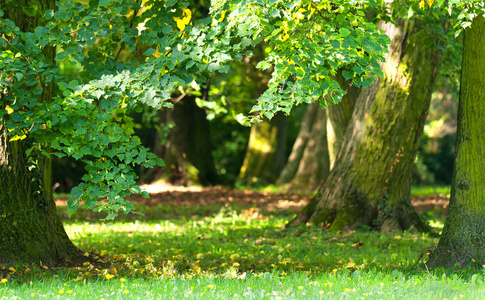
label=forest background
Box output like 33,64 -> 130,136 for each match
3,0 -> 485,298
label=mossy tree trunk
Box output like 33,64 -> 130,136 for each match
427,16 -> 485,268
276,104 -> 330,193
0,0 -> 82,266
158,95 -> 221,186
238,113 -> 288,186
290,19 -> 441,232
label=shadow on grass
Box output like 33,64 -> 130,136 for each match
56,204 -> 440,281
3,186 -> 450,283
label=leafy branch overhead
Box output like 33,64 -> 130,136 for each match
5,0 -> 457,218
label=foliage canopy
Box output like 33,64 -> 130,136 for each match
2,0 -> 468,218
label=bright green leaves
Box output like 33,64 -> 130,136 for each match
214,0 -> 390,120
339,28 -> 351,38
41,71 -> 168,218
1,0 -> 393,218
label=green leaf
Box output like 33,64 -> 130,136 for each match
106,214 -> 117,220
143,48 -> 156,56
166,0 -> 177,7
68,80 -> 79,89
339,28 -> 351,38
15,72 -> 24,81
362,77 -> 373,88
331,40 -> 340,49
99,0 -> 110,7
342,70 -> 353,80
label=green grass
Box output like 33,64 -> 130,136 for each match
411,185 -> 450,197
3,270 -> 485,299
1,186 -> 475,299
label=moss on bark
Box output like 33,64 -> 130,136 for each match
427,16 -> 485,268
290,19 -> 442,232
238,113 -> 288,186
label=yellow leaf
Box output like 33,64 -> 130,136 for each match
419,0 -> 425,8
154,47 -> 161,58
218,10 -> 226,22
5,106 -> 13,114
174,8 -> 192,31
427,0 -> 434,6
9,134 -> 26,142
279,33 -> 289,42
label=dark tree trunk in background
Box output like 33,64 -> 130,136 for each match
0,0 -> 82,266
276,104 -> 330,193
238,113 -> 288,186
157,95 -> 221,186
428,16 -> 485,268
290,19 -> 441,232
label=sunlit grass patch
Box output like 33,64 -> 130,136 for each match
411,185 -> 450,197
0,189 -> 479,299
2,270 -> 485,299
56,206 -> 440,280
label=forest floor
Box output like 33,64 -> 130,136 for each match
55,182 -> 450,218
3,184 -> 470,300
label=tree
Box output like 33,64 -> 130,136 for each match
326,72 -> 358,168
427,13 -> 485,268
238,113 -> 288,186
0,0 -> 393,265
160,94 -> 221,186
290,17 -> 443,232
0,0 -> 82,265
276,103 -> 330,192
276,72 -> 357,193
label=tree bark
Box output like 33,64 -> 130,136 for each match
276,104 -> 330,193
427,16 -> 485,268
0,0 -> 82,266
276,72 -> 358,193
157,95 -> 221,186
238,113 -> 288,186
290,18 -> 441,232
326,72 -> 358,168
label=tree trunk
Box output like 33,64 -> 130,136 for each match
427,16 -> 485,268
276,104 -> 330,193
238,113 -> 288,186
159,95 -> 221,186
276,72 -> 358,193
0,0 -> 82,266
290,18 -> 441,232
326,72 -> 358,168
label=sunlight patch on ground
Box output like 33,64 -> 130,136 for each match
139,182 -> 204,194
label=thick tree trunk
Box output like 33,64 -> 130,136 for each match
0,0 -> 82,266
158,95 -> 221,186
0,136 -> 81,266
276,104 -> 330,193
290,19 -> 441,232
427,16 -> 485,268
238,113 -> 288,186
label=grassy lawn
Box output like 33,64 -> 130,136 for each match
2,185 -> 482,299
